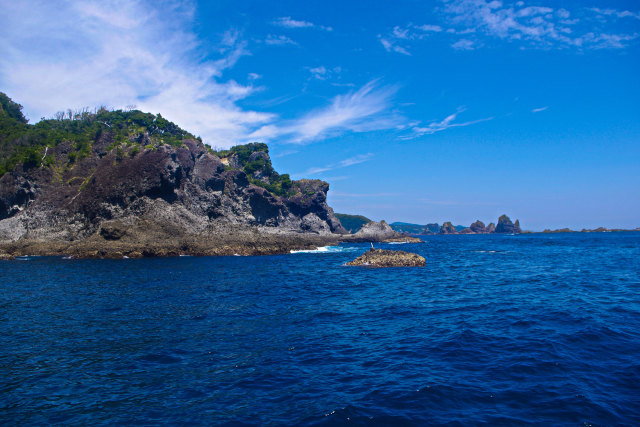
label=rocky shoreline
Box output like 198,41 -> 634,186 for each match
0,220 -> 420,260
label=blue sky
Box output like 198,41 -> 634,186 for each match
1,0 -> 638,230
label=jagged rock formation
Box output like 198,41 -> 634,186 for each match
0,141 -> 346,242
345,249 -> 425,267
486,222 -> 496,233
0,96 -> 351,257
495,215 -> 522,234
470,220 -> 487,233
439,221 -> 458,234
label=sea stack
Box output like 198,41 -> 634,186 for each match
495,215 -> 522,234
439,222 -> 458,234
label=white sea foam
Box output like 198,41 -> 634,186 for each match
290,246 -> 348,254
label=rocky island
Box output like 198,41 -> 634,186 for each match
346,248 -> 426,267
390,215 -> 519,235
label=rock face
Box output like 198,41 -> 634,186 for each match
439,222 -> 458,234
486,222 -> 496,233
495,215 -> 522,234
0,141 -> 347,244
470,220 -> 487,233
345,249 -> 426,267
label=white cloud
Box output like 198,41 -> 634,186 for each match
532,106 -> 548,113
441,0 -> 639,50
0,0 -> 273,148
452,38 -> 475,50
379,36 -> 412,55
416,24 -> 444,32
406,107 -> 493,138
379,24 -> 444,55
250,81 -> 401,144
298,153 -> 375,177
265,34 -> 298,46
589,8 -> 640,20
273,17 -> 333,31
308,65 -> 342,80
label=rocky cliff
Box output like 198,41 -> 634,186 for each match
0,96 -> 348,257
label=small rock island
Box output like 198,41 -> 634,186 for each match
346,248 -> 426,267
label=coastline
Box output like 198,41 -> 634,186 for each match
3,228 -> 637,260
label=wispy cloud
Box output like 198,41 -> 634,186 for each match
418,198 -> 499,206
331,191 -> 400,198
381,1 -> 639,54
379,35 -> 412,55
298,153 -> 374,176
441,0 -> 639,50
250,81 -> 401,144
405,108 -> 493,138
308,66 -> 341,80
273,17 -> 333,31
532,106 -> 548,113
265,34 -> 297,46
451,38 -> 475,50
589,8 -> 640,21
379,24 -> 444,54
0,0 -> 272,148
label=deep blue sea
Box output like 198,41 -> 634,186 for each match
1,232 -> 639,425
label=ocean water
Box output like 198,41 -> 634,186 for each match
1,232 -> 639,425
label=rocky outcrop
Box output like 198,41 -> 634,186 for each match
486,222 -> 496,233
349,220 -> 423,243
352,220 -> 399,240
439,221 -> 458,234
345,249 -> 426,267
470,220 -> 487,233
495,215 -> 522,234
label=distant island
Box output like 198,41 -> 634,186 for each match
340,212 -> 638,235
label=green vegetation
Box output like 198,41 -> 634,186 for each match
0,94 -> 302,200
390,222 -> 427,234
336,213 -> 372,233
214,143 -> 294,197
0,93 -> 196,177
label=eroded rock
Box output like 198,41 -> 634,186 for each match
346,249 -> 426,267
